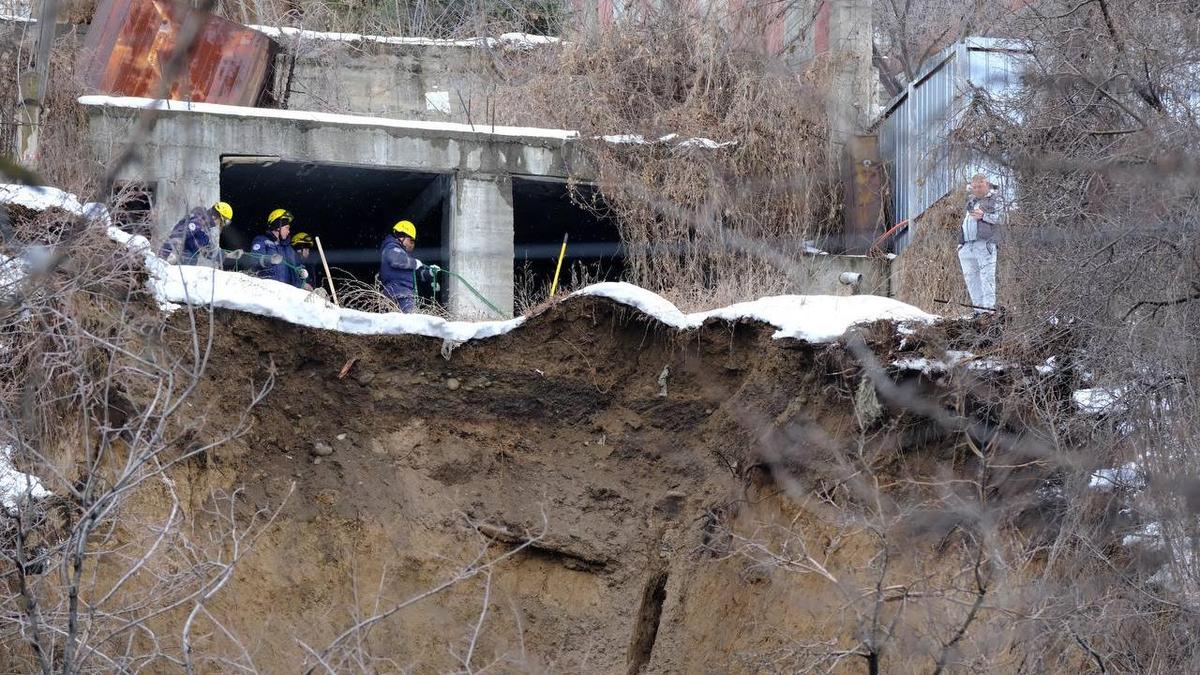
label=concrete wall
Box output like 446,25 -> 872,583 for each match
795,253 -> 892,296
83,101 -> 590,317
83,102 -> 586,238
279,40 -> 491,123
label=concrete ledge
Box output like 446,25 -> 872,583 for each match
78,95 -> 581,147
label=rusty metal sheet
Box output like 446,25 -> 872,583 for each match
841,134 -> 886,254
81,0 -> 276,106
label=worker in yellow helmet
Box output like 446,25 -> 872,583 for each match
290,231 -> 319,291
246,209 -> 306,287
380,220 -> 439,312
159,201 -> 233,268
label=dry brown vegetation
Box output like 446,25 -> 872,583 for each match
3,0 -> 1200,672
492,5 -> 842,308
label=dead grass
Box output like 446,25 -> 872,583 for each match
332,268 -> 451,318
515,260 -> 606,316
891,193 -> 971,314
493,6 -> 840,303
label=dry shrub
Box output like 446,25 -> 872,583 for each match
515,259 -> 605,316
333,268 -> 450,318
37,35 -> 101,193
891,193 -> 971,313
496,6 -> 840,306
217,0 -> 564,37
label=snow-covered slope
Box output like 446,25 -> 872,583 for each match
131,253 -> 935,343
2,184 -> 939,343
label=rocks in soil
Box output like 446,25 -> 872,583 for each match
311,441 -> 334,457
446,377 -> 461,391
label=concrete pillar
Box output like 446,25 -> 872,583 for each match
446,174 -> 514,319
825,0 -> 875,145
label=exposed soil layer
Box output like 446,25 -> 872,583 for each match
160,296 -> 1044,673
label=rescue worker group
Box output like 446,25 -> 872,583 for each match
157,202 -> 440,313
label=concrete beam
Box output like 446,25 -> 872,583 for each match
81,99 -> 593,237
405,173 -> 451,226
446,175 -> 514,319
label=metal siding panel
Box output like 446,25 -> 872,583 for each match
81,0 -> 276,106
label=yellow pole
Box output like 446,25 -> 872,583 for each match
549,233 -> 569,297
314,236 -> 340,307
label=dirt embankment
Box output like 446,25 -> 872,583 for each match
154,297 -> 1048,673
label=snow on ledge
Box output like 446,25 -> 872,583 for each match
0,183 -> 84,213
248,24 -> 560,50
573,283 -> 937,343
131,265 -> 933,344
77,95 -> 580,142
106,226 -> 525,342
2,185 -> 939,345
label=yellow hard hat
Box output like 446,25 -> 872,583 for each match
393,220 -> 417,240
267,208 -> 294,226
291,232 -> 314,248
212,201 -> 233,222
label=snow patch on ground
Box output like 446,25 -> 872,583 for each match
598,133 -> 737,150
1089,462 -> 1145,491
0,446 -> 52,513
77,95 -> 580,141
1074,387 -> 1127,414
891,349 -> 1014,374
249,25 -> 559,50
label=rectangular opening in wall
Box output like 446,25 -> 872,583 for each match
512,178 -> 624,307
218,157 -> 450,306
111,181 -> 156,239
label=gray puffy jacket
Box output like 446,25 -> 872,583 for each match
962,190 -> 1003,244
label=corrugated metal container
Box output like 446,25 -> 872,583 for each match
878,38 -> 1026,251
81,0 -> 276,106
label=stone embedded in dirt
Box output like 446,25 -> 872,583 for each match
336,433 -> 347,441
312,458 -> 322,465
311,441 -> 334,456
354,370 -> 375,386
446,377 -> 461,391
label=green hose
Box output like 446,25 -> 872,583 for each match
441,269 -> 507,319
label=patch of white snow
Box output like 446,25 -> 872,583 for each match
597,133 -> 737,150
573,282 -> 937,343
248,25 -> 560,50
1074,387 -> 1127,414
0,183 -> 84,213
0,445 -> 52,513
1089,461 -> 1145,491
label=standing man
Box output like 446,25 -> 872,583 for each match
159,201 -> 233,267
380,220 -> 438,313
958,174 -> 1002,311
290,231 -> 320,291
250,208 -> 306,287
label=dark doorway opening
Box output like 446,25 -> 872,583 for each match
512,178 -> 623,294
219,157 -> 450,301
111,181 -> 156,240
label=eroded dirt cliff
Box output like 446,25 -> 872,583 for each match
150,297 -> 1061,673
